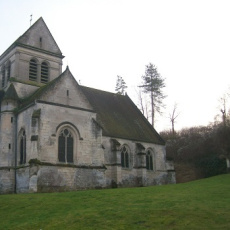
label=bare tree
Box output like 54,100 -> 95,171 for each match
169,103 -> 180,135
136,87 -> 150,120
219,95 -> 228,126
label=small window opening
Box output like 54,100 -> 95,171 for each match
40,37 -> 42,48
11,117 -> 13,123
67,90 -> 69,97
7,62 -> 11,81
1,66 -> 5,88
9,144 -> 11,149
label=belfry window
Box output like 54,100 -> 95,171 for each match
58,128 -> 74,163
1,66 -> 5,88
146,149 -> 154,170
19,130 -> 26,164
29,59 -> 38,81
121,145 -> 129,168
41,62 -> 49,83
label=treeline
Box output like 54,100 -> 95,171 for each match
160,122 -> 229,182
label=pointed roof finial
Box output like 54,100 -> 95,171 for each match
30,14 -> 33,27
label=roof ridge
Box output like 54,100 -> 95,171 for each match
81,85 -> 121,96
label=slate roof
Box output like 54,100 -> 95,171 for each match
80,86 -> 165,145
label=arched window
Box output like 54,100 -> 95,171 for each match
58,128 -> 74,163
1,66 -> 5,88
41,62 -> 49,83
146,149 -> 154,170
19,130 -> 26,164
6,61 -> 11,81
29,59 -> 38,81
121,145 -> 130,168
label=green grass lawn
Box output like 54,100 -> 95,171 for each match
0,174 -> 230,230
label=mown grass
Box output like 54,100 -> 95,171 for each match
0,174 -> 230,230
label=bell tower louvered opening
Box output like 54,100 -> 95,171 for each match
41,62 -> 49,83
29,59 -> 38,81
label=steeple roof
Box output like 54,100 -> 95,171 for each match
0,17 -> 64,59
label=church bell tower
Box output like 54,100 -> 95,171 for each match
0,17 -> 64,90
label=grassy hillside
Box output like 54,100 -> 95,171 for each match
0,174 -> 230,230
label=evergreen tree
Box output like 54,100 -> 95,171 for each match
115,75 -> 127,95
140,63 -> 166,127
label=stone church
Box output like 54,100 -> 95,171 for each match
0,17 -> 175,194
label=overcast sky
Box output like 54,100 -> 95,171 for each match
1,0 -> 230,131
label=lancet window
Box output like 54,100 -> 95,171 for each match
19,130 -> 26,164
146,149 -> 154,170
121,145 -> 130,168
58,128 -> 74,163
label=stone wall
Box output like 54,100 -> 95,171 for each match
102,136 -> 176,188
13,164 -> 106,193
0,168 -> 15,194
0,111 -> 15,167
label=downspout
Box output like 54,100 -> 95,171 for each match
14,113 -> 18,193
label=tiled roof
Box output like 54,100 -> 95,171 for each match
80,86 -> 165,145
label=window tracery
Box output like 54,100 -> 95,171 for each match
121,145 -> 130,168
